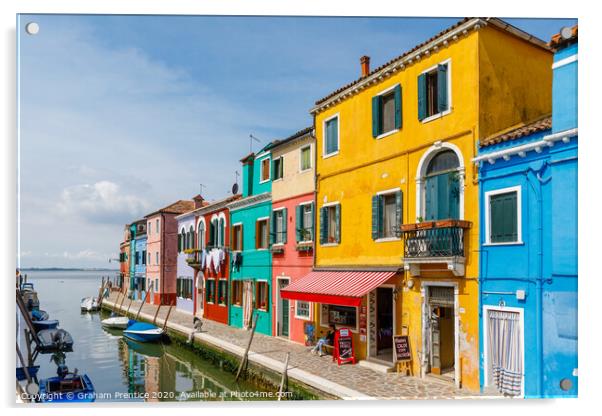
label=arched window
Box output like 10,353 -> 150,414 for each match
198,221 -> 205,250
424,149 -> 460,221
218,217 -> 225,247
209,218 -> 218,247
189,225 -> 195,250
180,228 -> 186,252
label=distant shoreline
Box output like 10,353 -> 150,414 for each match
20,267 -> 119,272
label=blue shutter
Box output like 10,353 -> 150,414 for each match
319,207 -> 327,245
449,173 -> 460,220
418,73 -> 427,121
436,173 -> 450,220
296,204 -> 303,242
394,84 -> 402,129
372,95 -> 381,137
395,191 -> 402,229
282,208 -> 288,243
437,64 -> 448,113
335,204 -> 341,244
371,195 -> 379,240
425,176 -> 436,220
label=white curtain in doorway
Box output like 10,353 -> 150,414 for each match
243,280 -> 253,329
488,310 -> 522,396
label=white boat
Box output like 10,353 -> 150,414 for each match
80,297 -> 98,312
101,316 -> 130,329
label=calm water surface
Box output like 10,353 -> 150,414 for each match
21,271 -> 274,402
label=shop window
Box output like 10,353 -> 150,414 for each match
321,304 -> 357,328
232,280 -> 243,306
232,224 -> 243,251
295,301 -> 311,319
218,280 -> 228,306
372,191 -> 402,239
256,219 -> 269,249
206,279 -> 216,304
255,281 -> 269,311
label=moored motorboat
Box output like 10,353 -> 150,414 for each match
38,370 -> 95,403
100,316 -> 131,329
16,365 -> 40,381
37,328 -> 74,353
123,322 -> 164,343
30,309 -> 49,321
21,287 -> 40,311
32,319 -> 59,332
80,297 -> 98,312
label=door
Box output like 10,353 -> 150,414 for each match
278,279 -> 290,337
427,286 -> 455,377
376,287 -> 393,357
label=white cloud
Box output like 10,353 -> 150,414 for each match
57,180 -> 150,224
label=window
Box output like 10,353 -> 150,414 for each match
178,228 -> 185,252
209,218 -> 218,247
218,280 -> 228,306
135,251 -> 140,265
296,202 -> 314,242
232,280 -> 243,306
176,277 -> 193,299
487,187 -> 521,244
260,157 -> 271,183
232,224 -> 243,251
273,157 -> 284,180
147,252 -> 151,265
424,150 -> 460,221
321,304 -> 357,328
256,218 -> 269,249
147,222 -> 151,235
324,115 -> 339,156
189,225 -> 195,249
198,221 -> 205,250
218,217 -> 225,247
372,191 -> 402,240
142,250 -> 146,265
300,145 -> 312,171
255,281 -> 269,311
156,219 -> 160,234
155,252 -> 159,265
271,209 -> 287,245
155,279 -> 158,292
372,84 -> 402,137
295,301 -> 311,319
206,279 -> 216,303
418,62 -> 449,121
319,204 -> 340,245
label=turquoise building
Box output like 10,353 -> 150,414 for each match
475,26 -> 578,398
227,144 -> 274,335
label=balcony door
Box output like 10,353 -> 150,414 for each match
424,150 -> 460,221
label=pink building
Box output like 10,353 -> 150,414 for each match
145,200 -> 195,305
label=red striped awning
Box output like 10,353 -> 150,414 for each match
280,270 -> 397,307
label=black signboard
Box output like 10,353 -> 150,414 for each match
393,335 -> 411,362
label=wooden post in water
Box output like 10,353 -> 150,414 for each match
277,352 -> 290,401
235,313 -> 258,381
112,291 -> 121,313
162,303 -> 174,332
118,291 -> 127,312
124,297 -> 134,317
153,304 -> 162,325
135,282 -> 153,321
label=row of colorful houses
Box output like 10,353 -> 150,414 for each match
117,18 -> 577,398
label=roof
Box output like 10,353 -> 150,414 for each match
268,127 -> 314,152
480,115 -> 552,148
549,25 -> 578,50
311,17 -> 550,114
181,194 -> 242,217
144,200 -> 195,218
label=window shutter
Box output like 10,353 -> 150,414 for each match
309,202 -> 315,241
372,95 -> 381,137
437,64 -> 448,113
319,207 -> 327,245
178,234 -> 181,252
282,207 -> 288,243
296,204 -> 303,242
425,176 -> 436,220
395,190 -> 403,229
371,195 -> 380,240
270,213 -> 276,245
219,218 -> 225,247
394,84 -> 402,129
418,73 -> 427,121
335,204 -> 341,243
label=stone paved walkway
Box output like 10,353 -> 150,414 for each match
104,293 -> 485,400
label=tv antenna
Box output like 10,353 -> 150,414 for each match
199,183 -> 206,196
249,134 -> 261,153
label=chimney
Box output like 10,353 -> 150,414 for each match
360,55 -> 370,77
192,194 -> 204,209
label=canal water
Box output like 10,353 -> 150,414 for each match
20,270 -> 276,402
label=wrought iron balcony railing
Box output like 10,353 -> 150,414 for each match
401,219 -> 471,259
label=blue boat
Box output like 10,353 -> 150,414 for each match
123,322 -> 164,343
16,366 -> 40,381
30,309 -> 49,321
38,373 -> 95,403
33,320 -> 59,332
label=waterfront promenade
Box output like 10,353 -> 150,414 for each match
103,293 -> 483,400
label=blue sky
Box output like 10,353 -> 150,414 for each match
17,15 -> 577,268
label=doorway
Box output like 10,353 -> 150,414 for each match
277,278 -> 290,338
425,285 -> 456,381
375,286 -> 394,362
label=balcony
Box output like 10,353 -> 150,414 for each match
185,249 -> 202,269
400,219 -> 471,277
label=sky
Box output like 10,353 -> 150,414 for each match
17,14 -> 577,269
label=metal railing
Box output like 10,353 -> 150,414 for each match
401,220 -> 471,258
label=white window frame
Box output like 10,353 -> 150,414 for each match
272,155 -> 284,182
375,84 -> 401,140
320,201 -> 340,247
484,185 -> 523,246
256,216 -> 270,250
255,279 -> 269,311
197,218 -> 206,250
259,156 -> 271,184
298,201 -> 314,244
231,222 -> 243,252
271,207 -> 286,246
482,305 -> 525,398
231,280 -> 243,308
322,113 -> 340,159
420,58 -> 452,124
299,144 -> 313,172
294,300 -> 313,320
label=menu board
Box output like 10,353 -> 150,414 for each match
333,328 -> 356,365
393,335 -> 411,362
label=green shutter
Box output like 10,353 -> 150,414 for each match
209,221 -> 215,246
219,218 -> 225,246
335,204 -> 341,244
296,204 -> 303,242
425,176 -> 436,220
437,64 -> 448,113
371,195 -> 379,240
394,84 -> 402,129
309,202 -> 315,241
282,207 -> 288,243
270,211 -> 276,245
319,206 -> 327,245
178,234 -> 181,252
449,173 -> 460,220
372,95 -> 381,137
418,73 -> 427,121
395,191 -> 402,229
490,192 -> 518,243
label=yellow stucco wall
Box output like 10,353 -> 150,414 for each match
271,135 -> 315,202
312,26 -> 552,391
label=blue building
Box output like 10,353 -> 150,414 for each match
475,26 -> 577,398
132,220 -> 147,301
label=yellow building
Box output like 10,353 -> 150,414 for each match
285,18 -> 552,391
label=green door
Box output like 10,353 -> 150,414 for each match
279,279 -> 289,337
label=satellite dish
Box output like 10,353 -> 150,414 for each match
232,183 -> 239,195
560,26 -> 573,40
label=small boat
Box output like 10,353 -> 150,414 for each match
123,322 -> 164,343
37,328 -> 74,353
21,288 -> 40,311
38,371 -> 95,402
80,297 -> 99,312
16,365 -> 40,381
30,309 -> 49,321
33,319 -> 59,332
20,282 -> 35,291
100,316 -> 131,329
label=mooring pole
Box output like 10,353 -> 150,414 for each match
118,291 -> 127,312
125,297 -> 134,317
235,313 -> 258,381
162,303 -> 174,332
277,352 -> 290,401
135,282 -> 153,321
153,304 -> 162,325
